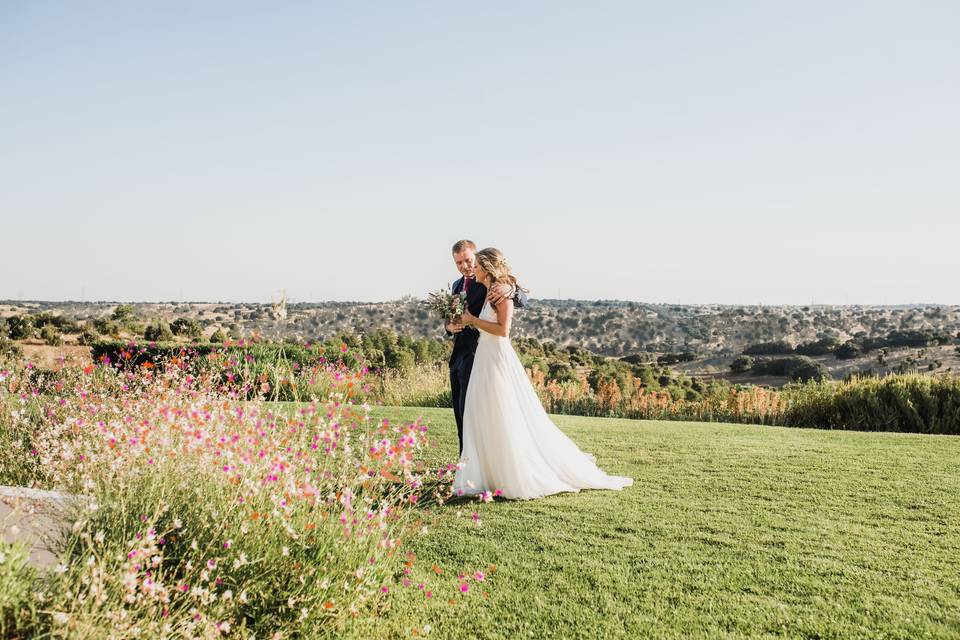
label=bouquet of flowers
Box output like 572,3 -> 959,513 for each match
426,287 -> 467,323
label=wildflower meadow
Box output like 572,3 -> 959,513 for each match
0,349 -> 493,638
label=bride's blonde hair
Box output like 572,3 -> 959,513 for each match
475,248 -> 528,295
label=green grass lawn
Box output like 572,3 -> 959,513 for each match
340,407 -> 960,639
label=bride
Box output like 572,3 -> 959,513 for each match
452,248 -> 634,500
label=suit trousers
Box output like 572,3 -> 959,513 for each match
449,351 -> 475,457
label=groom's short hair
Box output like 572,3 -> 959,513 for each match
452,240 -> 477,254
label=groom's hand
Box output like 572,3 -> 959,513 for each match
446,321 -> 464,333
488,283 -> 515,306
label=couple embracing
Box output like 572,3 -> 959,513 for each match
444,240 -> 633,500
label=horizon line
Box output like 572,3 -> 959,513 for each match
3,299 -> 959,309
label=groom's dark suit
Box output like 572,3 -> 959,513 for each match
449,277 -> 527,456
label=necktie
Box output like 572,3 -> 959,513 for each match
464,277 -> 471,293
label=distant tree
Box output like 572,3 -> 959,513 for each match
111,304 -> 136,323
588,361 -> 633,397
7,315 -> 34,340
632,365 -> 657,387
387,348 -> 415,372
751,355 -> 827,382
548,361 -> 579,384
795,337 -> 839,356
743,340 -> 794,356
32,312 -> 79,333
93,318 -> 122,338
834,342 -> 861,360
787,358 -> 829,382
170,317 -> 204,340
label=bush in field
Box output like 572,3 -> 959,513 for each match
0,336 -> 22,363
111,303 -> 136,323
656,352 -> 697,365
566,345 -> 601,367
751,356 -> 829,382
795,337 -> 839,356
787,358 -> 829,382
632,364 -> 657,388
548,361 -> 579,384
89,339 -> 370,403
6,316 -> 34,340
144,319 -> 174,342
77,328 -> 100,345
367,328 -> 447,368
730,355 -> 754,373
170,317 -> 204,339
743,340 -> 794,356
885,329 -> 950,348
31,312 -> 80,333
588,361 -> 635,399
410,339 -> 447,365
93,317 -> 122,337
835,341 -> 861,360
210,329 -> 227,343
40,324 -> 62,346
387,348 -> 416,372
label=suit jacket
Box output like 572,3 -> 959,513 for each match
449,277 -> 528,363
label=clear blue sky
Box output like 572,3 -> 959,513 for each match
2,1 -> 958,304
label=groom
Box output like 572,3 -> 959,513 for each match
446,240 -> 528,456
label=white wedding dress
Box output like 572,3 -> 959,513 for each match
453,302 -> 634,500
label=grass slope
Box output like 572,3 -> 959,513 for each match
343,407 -> 960,639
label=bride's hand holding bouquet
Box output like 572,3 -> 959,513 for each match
460,309 -> 478,328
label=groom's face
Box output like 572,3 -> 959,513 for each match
453,248 -> 477,278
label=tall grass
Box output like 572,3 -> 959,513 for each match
781,374 -> 960,433
377,364 -> 451,408
0,540 -> 38,637
372,361 -> 960,434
